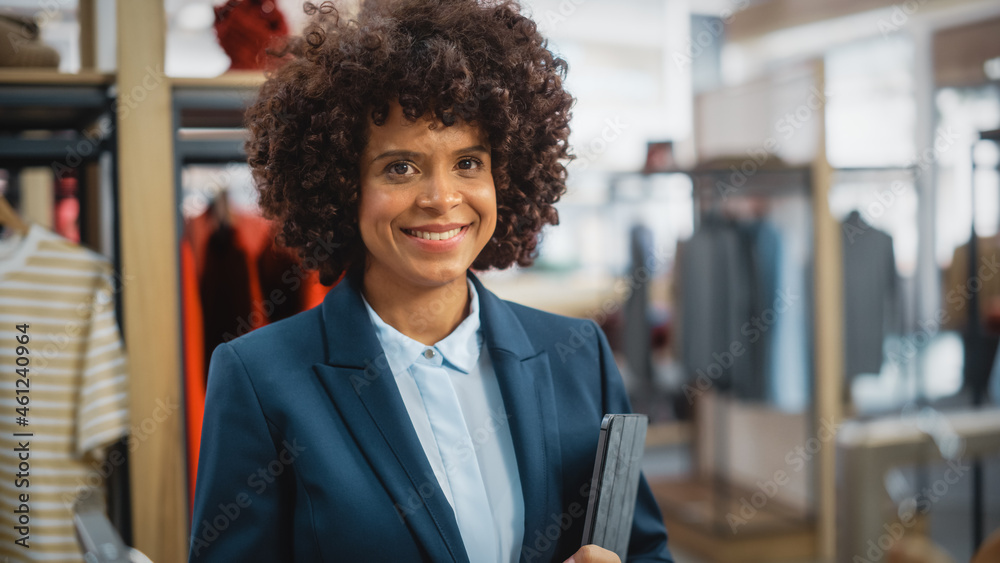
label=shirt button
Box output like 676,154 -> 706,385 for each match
423,348 -> 435,359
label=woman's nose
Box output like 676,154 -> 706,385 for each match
416,173 -> 462,213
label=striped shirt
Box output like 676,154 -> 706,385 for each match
0,223 -> 130,562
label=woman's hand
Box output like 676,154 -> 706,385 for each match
563,544 -> 621,563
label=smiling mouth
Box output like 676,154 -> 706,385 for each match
402,227 -> 466,241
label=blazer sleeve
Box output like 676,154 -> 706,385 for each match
592,320 -> 675,563
189,342 -> 294,562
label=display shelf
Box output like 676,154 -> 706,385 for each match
836,407 -> 1000,559
173,84 -> 259,130
654,59 -> 843,560
0,136 -> 112,164
649,477 -> 816,563
0,58 -> 125,551
175,138 -> 246,163
0,83 -> 112,133
645,421 -> 691,448
0,69 -> 115,86
169,70 -> 266,89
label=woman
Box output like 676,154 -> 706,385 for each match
188,1 -> 672,562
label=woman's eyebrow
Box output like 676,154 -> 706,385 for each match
369,145 -> 490,165
455,144 -> 490,156
370,149 -> 421,165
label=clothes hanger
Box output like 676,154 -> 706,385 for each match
210,188 -> 234,227
0,195 -> 29,236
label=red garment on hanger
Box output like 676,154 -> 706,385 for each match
181,238 -> 205,515
53,176 -> 80,243
183,208 -> 330,510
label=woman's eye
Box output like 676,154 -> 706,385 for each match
458,158 -> 483,170
387,162 -> 412,176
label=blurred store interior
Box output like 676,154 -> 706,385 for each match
1,0 -> 999,561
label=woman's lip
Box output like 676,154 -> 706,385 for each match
401,225 -> 469,251
404,223 -> 468,232
402,225 -> 467,240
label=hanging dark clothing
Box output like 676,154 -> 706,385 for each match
200,222 -> 254,382
841,211 -> 898,383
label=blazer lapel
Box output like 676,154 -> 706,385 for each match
312,273 -> 469,563
469,272 -> 564,563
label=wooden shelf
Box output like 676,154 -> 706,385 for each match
169,71 -> 266,89
649,476 -> 817,563
0,70 -> 267,89
0,69 -> 114,86
645,421 -> 691,448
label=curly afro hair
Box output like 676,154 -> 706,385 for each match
245,0 -> 575,285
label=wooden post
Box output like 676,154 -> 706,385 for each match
116,1 -> 188,561
810,58 -> 843,562
78,0 -> 96,70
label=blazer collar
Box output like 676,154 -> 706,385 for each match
317,269 -> 540,365
469,271 -> 565,562
319,270 -> 383,368
315,269 -> 563,563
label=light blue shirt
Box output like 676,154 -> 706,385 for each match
361,278 -> 525,563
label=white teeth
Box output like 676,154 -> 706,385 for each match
406,227 -> 462,241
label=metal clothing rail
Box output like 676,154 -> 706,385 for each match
966,128 -> 1000,550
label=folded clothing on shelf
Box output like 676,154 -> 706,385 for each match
0,14 -> 60,68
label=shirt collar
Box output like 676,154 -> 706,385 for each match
361,277 -> 483,375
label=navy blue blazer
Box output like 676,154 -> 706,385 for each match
189,270 -> 672,562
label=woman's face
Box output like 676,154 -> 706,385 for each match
358,102 -> 497,291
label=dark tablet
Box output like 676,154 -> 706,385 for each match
580,413 -> 649,560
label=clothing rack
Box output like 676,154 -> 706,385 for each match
692,164 -> 816,534
167,79 -> 264,520
0,74 -> 131,541
966,128 -> 1000,550
687,166 -> 811,231
0,77 -> 119,263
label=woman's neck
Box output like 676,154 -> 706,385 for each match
361,272 -> 470,346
